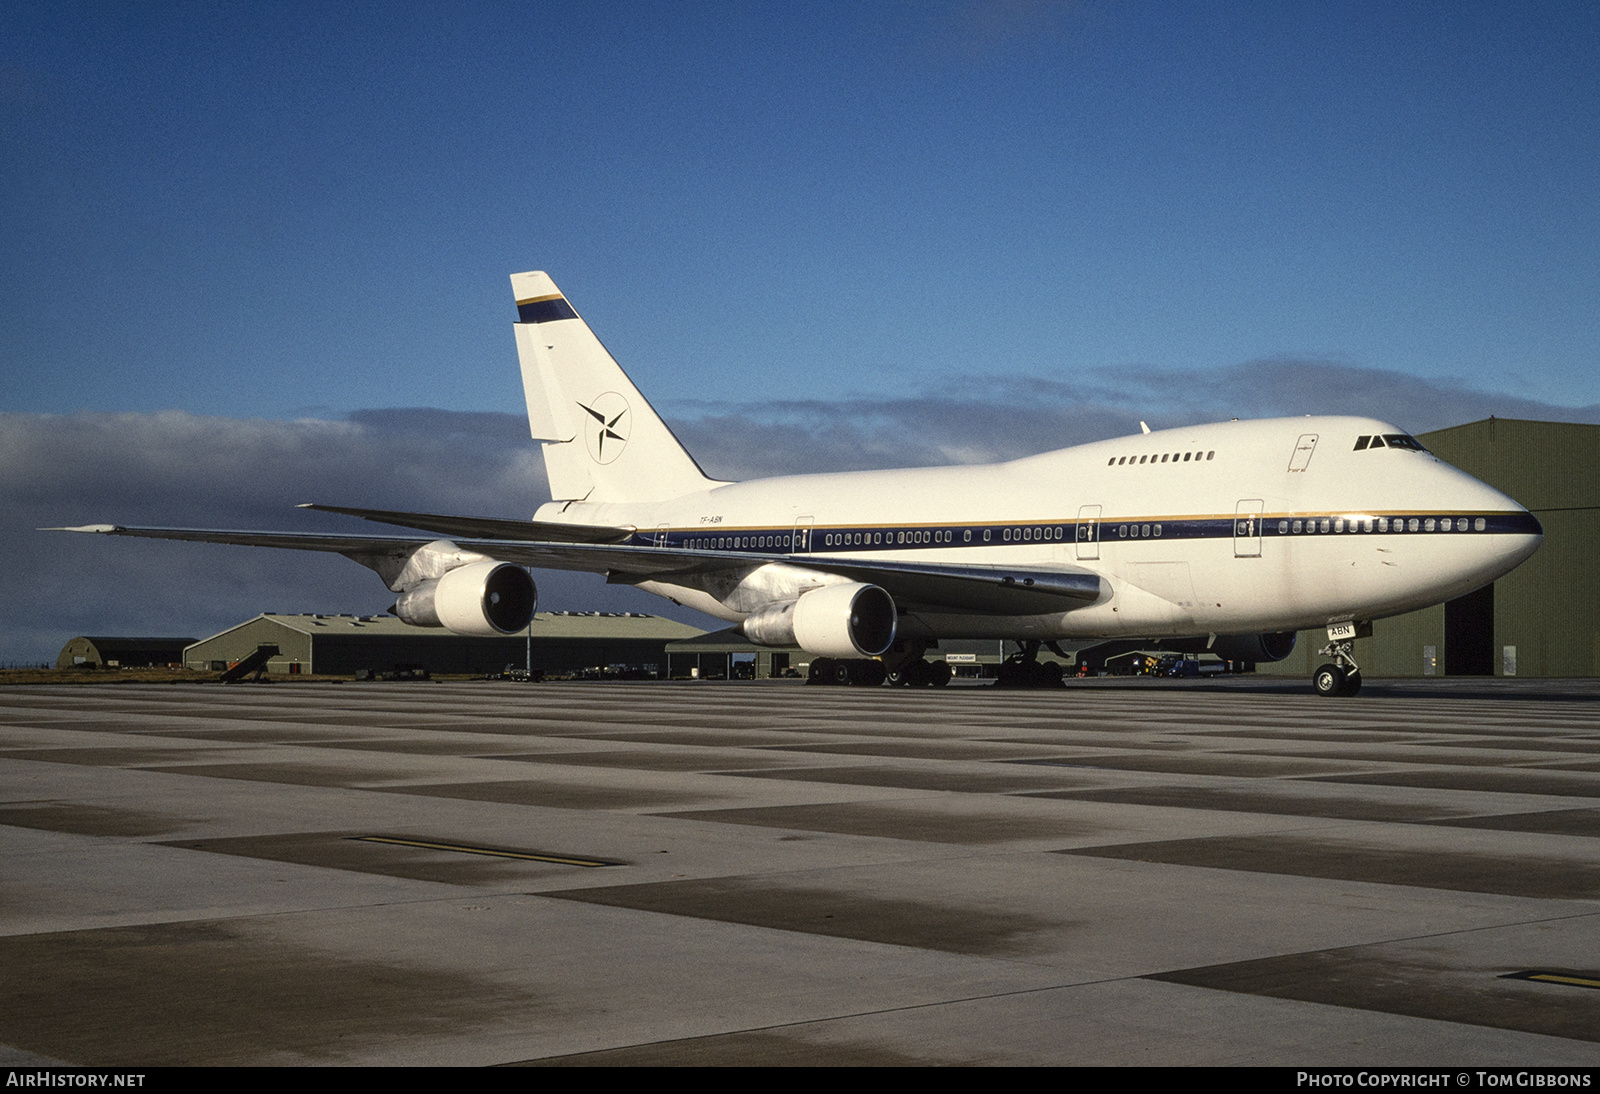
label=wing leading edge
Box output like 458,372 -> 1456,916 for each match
51,522 -> 1103,616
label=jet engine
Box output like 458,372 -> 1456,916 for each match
392,560 -> 537,636
742,582 -> 897,659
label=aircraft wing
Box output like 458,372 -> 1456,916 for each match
52,523 -> 1103,615
294,504 -> 632,544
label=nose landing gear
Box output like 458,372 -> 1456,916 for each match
1312,625 -> 1365,696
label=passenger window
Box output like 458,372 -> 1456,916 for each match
1425,518 -> 1436,531
1320,519 -> 1330,533
1278,520 -> 1288,534
1408,518 -> 1419,532
1474,518 -> 1485,532
1292,520 -> 1302,533
1207,451 -> 1215,460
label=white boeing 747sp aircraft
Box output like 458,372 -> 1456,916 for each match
57,271 -> 1543,695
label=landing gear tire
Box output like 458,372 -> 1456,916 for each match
1314,632 -> 1365,698
893,659 -> 948,687
808,658 -> 888,686
1312,663 -> 1346,697
850,660 -> 887,687
996,654 -> 1064,688
808,658 -> 844,685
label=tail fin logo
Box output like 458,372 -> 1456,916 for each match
578,392 -> 630,464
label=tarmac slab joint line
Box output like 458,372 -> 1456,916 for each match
345,836 -> 619,868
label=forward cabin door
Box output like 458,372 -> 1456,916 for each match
1234,500 -> 1264,558
1075,505 -> 1102,560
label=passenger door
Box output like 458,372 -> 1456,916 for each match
1234,500 -> 1263,558
791,516 -> 814,554
1075,504 -> 1102,561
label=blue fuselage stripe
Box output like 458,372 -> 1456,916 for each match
626,512 -> 1542,552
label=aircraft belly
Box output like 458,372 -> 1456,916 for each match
632,581 -> 743,623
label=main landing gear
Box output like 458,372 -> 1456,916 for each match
885,658 -> 952,687
806,641 -> 954,687
805,657 -> 953,687
1312,639 -> 1362,697
882,639 -> 952,687
994,640 -> 1066,688
807,658 -> 886,686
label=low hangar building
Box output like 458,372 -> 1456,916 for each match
55,636 -> 197,669
184,612 -> 704,677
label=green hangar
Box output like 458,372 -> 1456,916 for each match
1259,418 -> 1598,679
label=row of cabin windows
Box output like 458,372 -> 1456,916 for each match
689,526 -> 1078,550
680,515 -> 1488,552
688,535 -> 794,550
1108,450 -> 1216,466
826,529 -> 959,547
1277,516 -> 1487,535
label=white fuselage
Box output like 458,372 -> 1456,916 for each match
535,416 -> 1541,642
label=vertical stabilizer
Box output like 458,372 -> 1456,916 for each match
511,272 -> 723,504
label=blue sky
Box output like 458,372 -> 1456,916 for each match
6,1 -> 1599,421
4,1 -> 1600,662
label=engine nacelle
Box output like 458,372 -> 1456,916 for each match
743,582 -> 897,659
393,561 -> 537,636
1207,631 -> 1297,663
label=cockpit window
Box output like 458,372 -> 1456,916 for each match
1355,434 -> 1426,452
